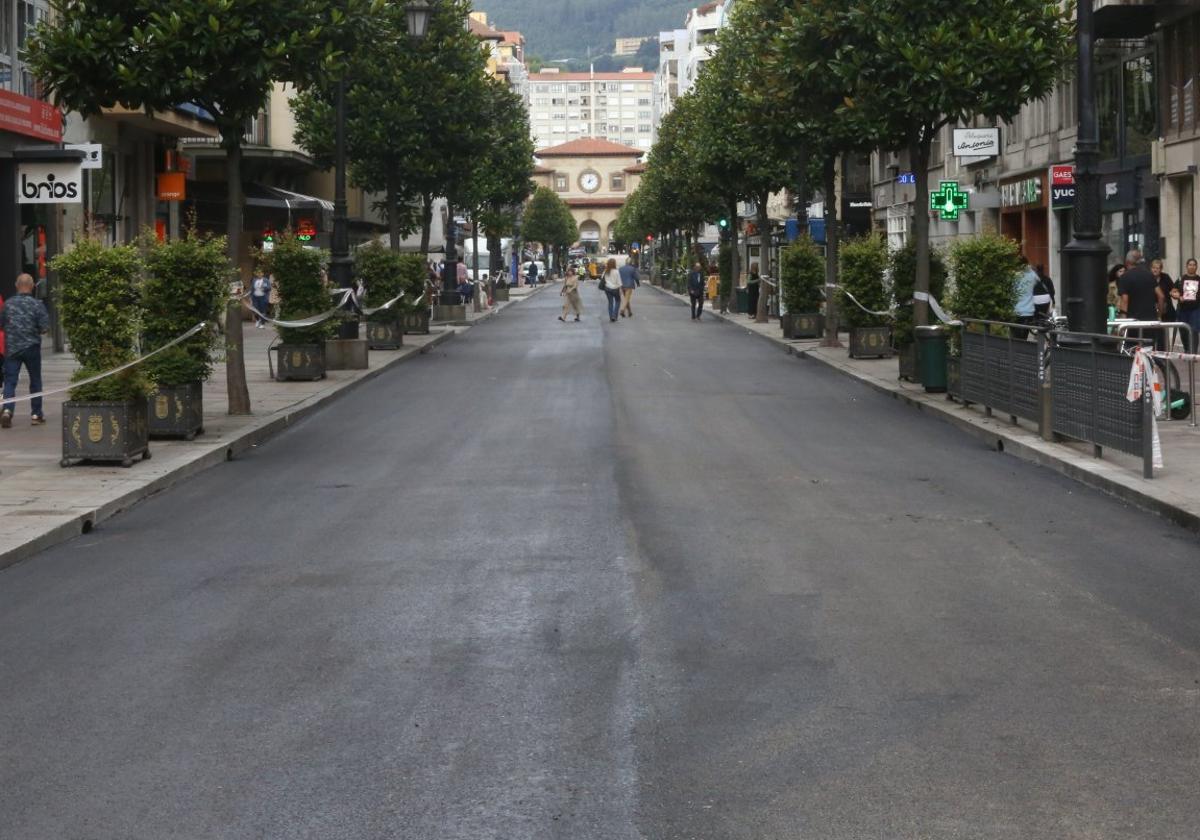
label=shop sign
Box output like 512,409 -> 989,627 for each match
1101,172 -> 1135,211
1050,165 -> 1075,208
952,127 -> 1000,158
896,172 -> 916,184
157,172 -> 186,201
296,218 -> 317,242
0,89 -> 62,143
66,143 -> 103,170
1000,175 -> 1044,209
931,181 -> 969,220
16,160 -> 82,204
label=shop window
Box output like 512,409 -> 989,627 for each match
611,173 -> 625,191
1097,63 -> 1120,160
1124,55 -> 1156,157
554,173 -> 568,192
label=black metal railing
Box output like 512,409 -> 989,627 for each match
959,319 -> 1046,428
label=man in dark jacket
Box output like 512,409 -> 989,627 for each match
687,262 -> 706,320
0,274 -> 49,427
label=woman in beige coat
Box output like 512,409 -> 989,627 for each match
559,267 -> 582,322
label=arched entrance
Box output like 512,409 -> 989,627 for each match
579,220 -> 602,255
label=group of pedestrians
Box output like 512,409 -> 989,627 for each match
559,257 -> 641,323
1110,249 -> 1200,350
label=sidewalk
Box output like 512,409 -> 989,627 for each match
0,284 -> 546,569
649,284 -> 1200,533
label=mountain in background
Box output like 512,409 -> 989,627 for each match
477,0 -> 695,69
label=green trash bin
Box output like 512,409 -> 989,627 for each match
915,325 -> 948,393
734,287 -> 748,314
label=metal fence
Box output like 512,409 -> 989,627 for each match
959,319 -> 1045,428
1049,332 -> 1154,478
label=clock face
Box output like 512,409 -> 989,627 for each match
579,171 -> 601,193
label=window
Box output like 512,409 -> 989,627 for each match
1125,54 -> 1156,157
638,98 -> 651,106
611,173 -> 625,191
554,173 -> 568,191
638,124 -> 652,133
638,110 -> 652,119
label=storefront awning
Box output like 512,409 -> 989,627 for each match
243,183 -> 333,213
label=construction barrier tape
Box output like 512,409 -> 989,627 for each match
840,288 -> 895,318
1,322 -> 210,408
1127,346 -> 1165,469
245,289 -> 353,328
913,291 -> 961,326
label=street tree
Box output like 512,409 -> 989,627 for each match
523,187 -> 576,274
29,0 -> 372,415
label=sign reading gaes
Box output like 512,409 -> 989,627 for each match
17,160 -> 83,204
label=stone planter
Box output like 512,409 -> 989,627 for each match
62,400 -> 151,468
848,326 -> 894,359
147,382 -> 204,440
787,313 -> 825,339
432,303 -> 467,323
326,338 -> 369,370
275,343 -> 326,382
401,310 -> 431,335
898,341 -> 917,382
493,286 -> 510,302
366,319 -> 403,350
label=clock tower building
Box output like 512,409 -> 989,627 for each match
531,138 -> 647,255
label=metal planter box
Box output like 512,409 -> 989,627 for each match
493,286 -> 510,302
62,400 -> 151,468
433,303 -> 467,323
898,342 -> 917,381
401,310 -> 430,335
326,338 -> 369,370
275,344 -> 326,381
148,382 -> 204,440
848,326 -> 893,359
787,313 -> 825,339
366,319 -> 403,350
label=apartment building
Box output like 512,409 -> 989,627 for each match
655,29 -> 686,128
677,2 -> 727,100
526,68 -> 658,151
614,37 -> 651,57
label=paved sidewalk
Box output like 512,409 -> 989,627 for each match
0,285 -> 546,568
649,284 -> 1200,532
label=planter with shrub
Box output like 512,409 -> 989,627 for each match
357,242 -> 407,350
270,233 -> 332,381
142,230 -> 228,439
56,239 -> 152,467
946,233 -> 1022,325
780,237 -> 825,339
840,234 -> 893,358
891,240 -> 948,381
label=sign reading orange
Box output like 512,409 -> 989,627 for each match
157,172 -> 185,201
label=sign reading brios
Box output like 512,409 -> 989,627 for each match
17,160 -> 83,204
952,127 -> 1000,158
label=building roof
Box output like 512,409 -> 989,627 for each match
623,162 -> 648,173
468,17 -> 503,40
535,138 -> 646,158
532,164 -> 554,174
528,71 -> 655,82
565,197 -> 627,208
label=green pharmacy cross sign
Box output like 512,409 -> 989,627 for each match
931,181 -> 969,221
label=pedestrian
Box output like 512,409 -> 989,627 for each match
527,259 -> 540,287
618,258 -> 640,318
1172,258 -> 1200,352
559,266 -> 582,322
599,257 -> 622,323
688,261 -> 706,320
1118,249 -> 1165,348
1151,258 -> 1176,323
0,289 -> 5,395
706,263 -> 720,302
746,265 -> 761,317
1013,255 -> 1038,339
0,273 -> 49,428
1033,263 -> 1056,317
250,265 -> 271,328
456,260 -> 471,304
1107,264 -> 1125,319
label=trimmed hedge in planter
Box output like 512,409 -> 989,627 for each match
269,233 -> 332,380
841,235 -> 893,358
891,239 -> 948,348
780,237 -> 824,338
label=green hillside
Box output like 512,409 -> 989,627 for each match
477,0 -> 694,67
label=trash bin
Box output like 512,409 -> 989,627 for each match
915,324 -> 948,393
734,287 -> 748,314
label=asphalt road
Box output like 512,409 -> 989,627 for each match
2,283 -> 1198,840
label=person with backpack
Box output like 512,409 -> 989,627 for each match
599,258 -> 622,323
687,261 -> 706,320
1032,264 -> 1055,321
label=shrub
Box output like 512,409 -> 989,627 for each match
355,242 -> 413,322
948,233 -> 1022,323
839,235 -> 890,329
54,238 -> 150,402
266,233 -> 333,345
780,237 -> 824,313
718,242 -> 734,303
141,230 -> 228,386
891,240 -> 948,345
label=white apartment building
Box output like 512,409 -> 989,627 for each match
526,68 -> 658,150
677,1 -> 728,100
655,28 -> 686,129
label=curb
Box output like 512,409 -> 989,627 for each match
647,284 -> 1200,534
0,289 -> 546,571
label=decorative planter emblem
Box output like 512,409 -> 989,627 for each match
87,414 -> 103,443
291,350 -> 303,368
71,415 -> 82,447
155,395 -> 170,419
110,415 -> 120,445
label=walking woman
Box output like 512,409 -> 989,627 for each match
559,266 -> 582,322
600,257 -> 622,323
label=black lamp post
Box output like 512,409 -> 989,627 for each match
1062,0 -> 1110,334
328,1 -> 435,291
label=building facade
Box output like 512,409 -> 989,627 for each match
526,69 -> 657,151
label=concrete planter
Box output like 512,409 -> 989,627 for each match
366,319 -> 403,350
62,400 -> 151,468
432,303 -> 467,323
493,286 -> 510,302
401,310 -> 431,335
275,344 -> 326,382
848,326 -> 894,359
325,338 -> 369,370
787,313 -> 825,339
147,382 -> 204,440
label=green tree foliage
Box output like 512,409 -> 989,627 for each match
780,238 -> 825,314
53,239 -> 150,401
267,235 -> 334,345
142,229 -> 230,386
891,239 -> 948,345
523,187 -> 576,267
355,242 -> 425,321
839,235 -> 891,329
948,233 -> 1023,323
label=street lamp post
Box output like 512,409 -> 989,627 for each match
1062,0 -> 1110,334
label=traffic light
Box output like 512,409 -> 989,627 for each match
717,217 -> 729,229
646,234 -> 654,243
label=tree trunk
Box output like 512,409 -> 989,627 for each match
756,190 -> 770,323
727,198 -> 740,313
794,147 -> 810,226
911,134 -> 933,327
386,169 -> 401,252
419,193 -> 433,255
224,137 -> 251,416
487,229 -> 502,274
471,214 -> 481,312
821,154 -> 842,348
